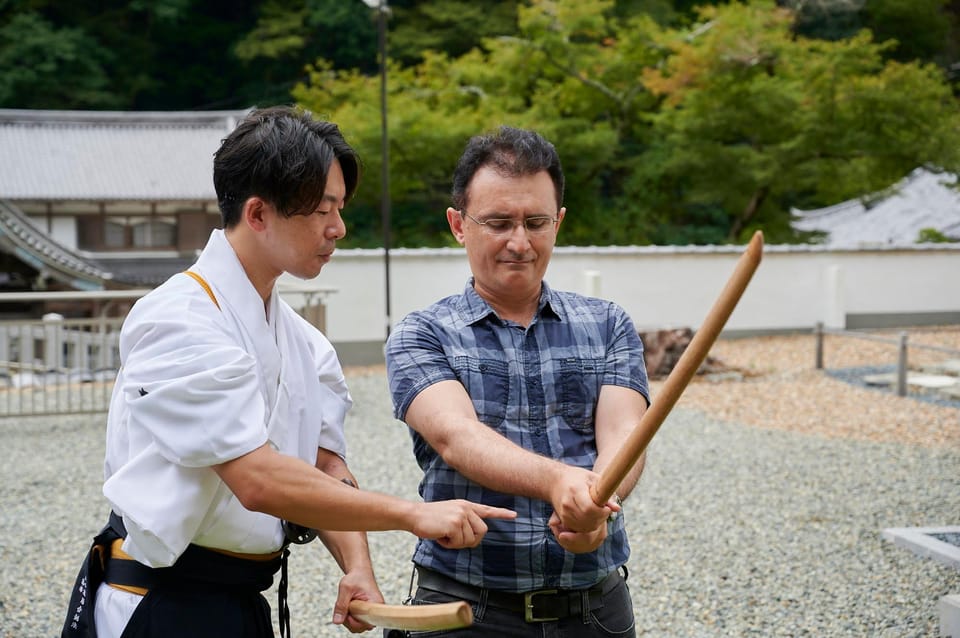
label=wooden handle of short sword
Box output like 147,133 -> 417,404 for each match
591,230 -> 765,506
348,600 -> 473,631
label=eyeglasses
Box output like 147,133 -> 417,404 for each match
462,212 -> 558,236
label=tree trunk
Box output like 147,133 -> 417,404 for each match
730,185 -> 768,241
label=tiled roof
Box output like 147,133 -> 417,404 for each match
0,200 -> 113,289
791,168 -> 960,247
0,108 -> 251,201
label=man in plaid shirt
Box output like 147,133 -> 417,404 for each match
385,126 -> 650,637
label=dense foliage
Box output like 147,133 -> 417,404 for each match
3,0 -> 959,247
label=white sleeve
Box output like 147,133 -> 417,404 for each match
118,305 -> 268,467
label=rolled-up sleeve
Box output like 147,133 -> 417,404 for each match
385,312 -> 459,421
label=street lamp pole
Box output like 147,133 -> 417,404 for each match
362,0 -> 391,339
378,1 -> 391,339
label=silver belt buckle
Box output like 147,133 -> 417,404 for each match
524,589 -> 559,622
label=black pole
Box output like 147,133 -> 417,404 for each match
377,1 -> 391,339
814,321 -> 823,370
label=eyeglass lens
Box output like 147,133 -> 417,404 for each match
465,213 -> 556,234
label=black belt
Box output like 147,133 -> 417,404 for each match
104,543 -> 284,592
415,566 -> 621,623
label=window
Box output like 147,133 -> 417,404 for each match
132,220 -> 176,247
80,215 -> 178,250
104,221 -> 126,248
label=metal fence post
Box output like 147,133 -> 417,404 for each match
896,331 -> 908,397
815,322 -> 824,370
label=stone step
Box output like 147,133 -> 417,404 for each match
863,372 -> 959,388
862,371 -> 960,402
941,384 -> 960,401
941,594 -> 960,638
919,359 -> 960,377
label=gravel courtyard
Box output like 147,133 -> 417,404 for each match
1,328 -> 957,637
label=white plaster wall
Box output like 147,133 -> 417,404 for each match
835,250 -> 959,314
278,244 -> 960,344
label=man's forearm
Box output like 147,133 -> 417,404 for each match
427,414 -> 569,502
314,449 -> 376,574
405,380 -> 572,502
318,529 -> 376,575
592,384 -> 650,502
593,450 -> 645,501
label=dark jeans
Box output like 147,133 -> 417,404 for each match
383,570 -> 635,638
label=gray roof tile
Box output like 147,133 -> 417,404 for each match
0,200 -> 112,288
791,168 -> 960,247
0,108 -> 251,201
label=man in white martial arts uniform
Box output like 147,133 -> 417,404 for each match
61,106 -> 514,638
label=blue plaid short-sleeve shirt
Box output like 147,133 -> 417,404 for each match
385,280 -> 649,592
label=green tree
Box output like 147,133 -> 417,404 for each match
640,1 -> 960,242
294,54 -> 503,247
297,0 -> 960,247
502,0 -> 665,245
0,0 -> 262,110
863,0 -> 956,65
295,0 -> 667,247
386,0 -> 519,65
916,227 -> 953,243
234,0 -> 379,75
781,0 -> 959,68
0,11 -> 118,108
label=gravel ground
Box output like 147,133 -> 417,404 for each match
1,329 -> 958,637
682,327 -> 960,447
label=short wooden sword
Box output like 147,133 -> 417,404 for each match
591,230 -> 764,506
349,599 -> 473,631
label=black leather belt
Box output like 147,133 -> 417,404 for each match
415,566 -> 621,623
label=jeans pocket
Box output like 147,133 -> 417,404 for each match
589,579 -> 636,637
390,588 -> 478,637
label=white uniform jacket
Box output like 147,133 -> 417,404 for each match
102,229 -> 351,568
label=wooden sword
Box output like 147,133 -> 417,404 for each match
591,230 -> 764,506
348,599 -> 473,631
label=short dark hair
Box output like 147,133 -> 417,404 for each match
213,105 -> 361,228
451,126 -> 564,212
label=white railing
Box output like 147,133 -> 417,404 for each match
0,284 -> 335,417
0,316 -> 122,416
